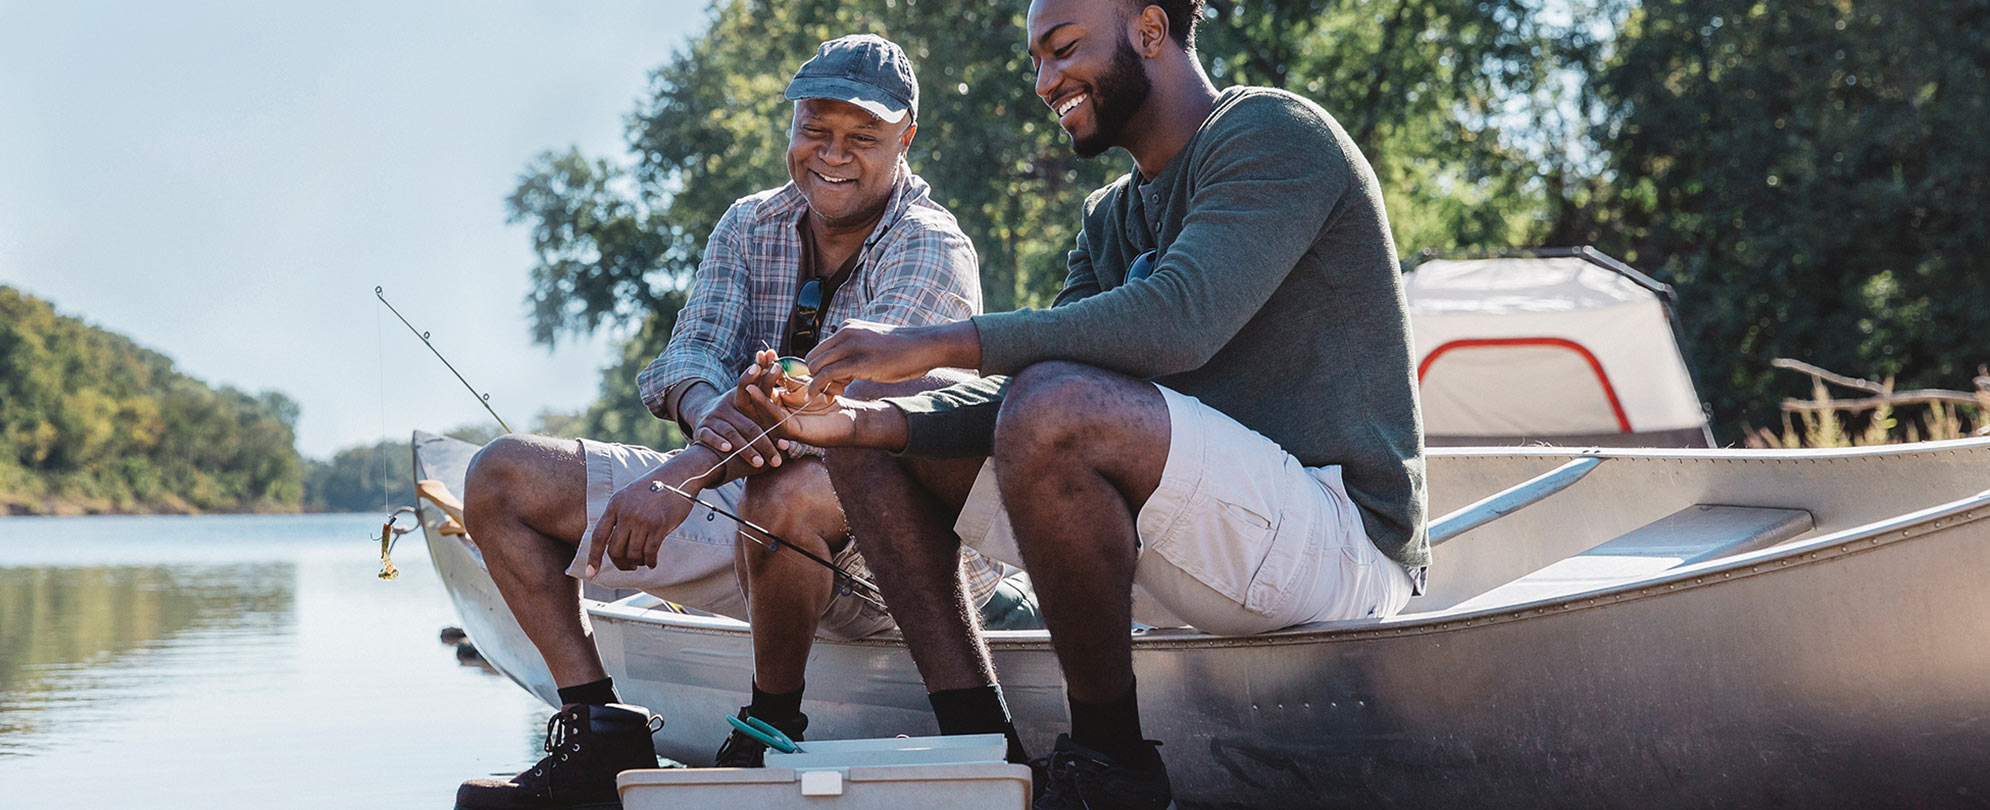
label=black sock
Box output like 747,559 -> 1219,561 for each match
928,684 -> 1029,764
1068,678 -> 1154,771
749,681 -> 805,725
556,677 -> 619,707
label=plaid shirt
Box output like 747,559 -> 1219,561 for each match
639,165 -> 1003,606
640,164 -> 981,420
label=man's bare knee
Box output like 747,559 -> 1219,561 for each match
463,433 -> 586,544
997,361 -> 1124,453
741,461 -> 839,536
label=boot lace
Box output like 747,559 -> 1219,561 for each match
521,707 -> 587,784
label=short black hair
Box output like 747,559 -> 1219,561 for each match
1124,0 -> 1205,51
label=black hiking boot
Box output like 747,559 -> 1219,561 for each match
455,702 -> 662,810
1031,734 -> 1174,810
711,706 -> 808,768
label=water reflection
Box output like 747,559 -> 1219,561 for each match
0,515 -> 553,809
0,563 -> 293,754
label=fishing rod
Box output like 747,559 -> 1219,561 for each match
375,286 -> 513,434
652,480 -> 888,613
377,285 -> 883,608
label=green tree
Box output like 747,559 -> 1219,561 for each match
1582,0 -> 1990,435
509,0 -> 1561,443
0,287 -> 307,514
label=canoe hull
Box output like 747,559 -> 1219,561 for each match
416,432 -> 1990,808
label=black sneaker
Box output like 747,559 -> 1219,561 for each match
1031,734 -> 1173,810
711,707 -> 809,768
455,703 -> 662,810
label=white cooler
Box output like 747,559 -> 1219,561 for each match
617,734 -> 1030,810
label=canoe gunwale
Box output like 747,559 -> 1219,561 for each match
585,486 -> 1990,650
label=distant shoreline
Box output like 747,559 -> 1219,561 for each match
1,501 -> 381,518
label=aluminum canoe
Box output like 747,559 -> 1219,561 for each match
413,431 -> 1990,809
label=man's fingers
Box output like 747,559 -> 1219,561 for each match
608,519 -> 640,570
643,532 -> 664,570
584,513 -> 612,577
693,426 -> 733,454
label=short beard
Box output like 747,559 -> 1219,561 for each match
1072,37 -> 1152,158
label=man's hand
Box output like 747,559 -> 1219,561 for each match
802,319 -> 980,398
735,349 -> 909,451
583,448 -> 719,576
683,383 -> 785,470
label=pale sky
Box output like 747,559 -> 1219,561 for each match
0,1 -> 708,458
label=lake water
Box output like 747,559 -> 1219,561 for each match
0,514 -> 554,809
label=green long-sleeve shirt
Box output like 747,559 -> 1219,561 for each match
888,86 -> 1427,567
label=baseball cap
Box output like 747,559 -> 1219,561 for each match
784,34 -> 919,125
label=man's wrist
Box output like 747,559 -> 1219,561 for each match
663,443 -> 728,490
675,381 -> 722,429
847,399 -> 911,452
931,320 -> 983,371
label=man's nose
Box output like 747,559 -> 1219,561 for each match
820,137 -> 851,164
1035,62 -> 1058,104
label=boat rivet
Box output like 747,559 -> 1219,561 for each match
1251,703 -> 1259,711
1303,702 -> 1312,709
1357,700 -> 1367,708
1276,703 -> 1284,710
1330,702 -> 1338,709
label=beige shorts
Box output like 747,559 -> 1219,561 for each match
567,439 -> 1009,640
954,384 -> 1416,636
566,439 -> 895,640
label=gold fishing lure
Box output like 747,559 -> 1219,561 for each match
376,506 -> 418,580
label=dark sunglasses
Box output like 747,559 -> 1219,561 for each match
789,277 -> 826,355
1128,249 -> 1159,282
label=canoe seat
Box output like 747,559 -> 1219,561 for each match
1451,504 -> 1814,610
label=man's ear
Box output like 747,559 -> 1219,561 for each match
899,121 -> 919,150
1133,4 -> 1169,57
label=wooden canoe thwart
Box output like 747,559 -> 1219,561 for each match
414,431 -> 1990,809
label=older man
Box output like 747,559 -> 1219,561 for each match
454,35 -> 1021,810
737,3 -> 1428,808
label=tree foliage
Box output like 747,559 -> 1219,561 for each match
1577,0 -> 1990,434
0,287 -> 306,514
508,0 -> 1557,446
506,0 -> 1988,445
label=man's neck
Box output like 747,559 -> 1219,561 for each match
1121,58 -> 1220,180
804,206 -> 885,264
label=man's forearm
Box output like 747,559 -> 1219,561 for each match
651,443 -> 733,491
841,399 -> 912,452
671,381 -> 722,433
920,320 -> 984,373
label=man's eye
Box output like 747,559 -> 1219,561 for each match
853,136 -> 876,145
1054,43 -> 1074,58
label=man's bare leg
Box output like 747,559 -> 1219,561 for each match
992,361 -> 1169,768
736,457 -> 842,694
824,378 -> 1024,759
826,449 -> 989,686
461,434 -> 606,688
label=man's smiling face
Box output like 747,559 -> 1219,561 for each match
1028,0 -> 1154,158
787,97 -> 913,228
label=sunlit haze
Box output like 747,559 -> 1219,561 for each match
0,1 -> 706,458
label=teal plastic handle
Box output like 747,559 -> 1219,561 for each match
725,713 -> 799,753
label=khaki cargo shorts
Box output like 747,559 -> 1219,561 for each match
566,439 -> 1016,640
954,384 -> 1416,636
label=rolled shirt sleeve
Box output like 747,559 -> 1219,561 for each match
639,202 -> 756,423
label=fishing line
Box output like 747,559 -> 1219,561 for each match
375,286 -> 512,434
375,296 -> 391,514
649,480 -> 887,613
679,386 -> 821,489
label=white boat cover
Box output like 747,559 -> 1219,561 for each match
1404,254 -> 1711,446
